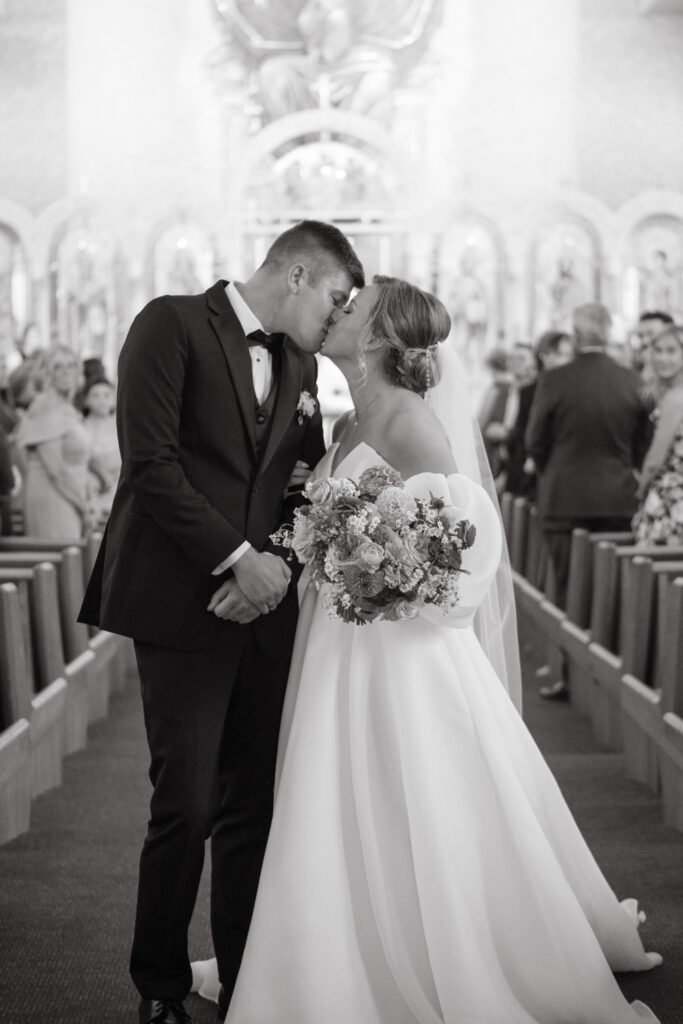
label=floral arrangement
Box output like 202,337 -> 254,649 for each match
271,464 -> 476,624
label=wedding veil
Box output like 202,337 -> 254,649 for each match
428,342 -> 523,713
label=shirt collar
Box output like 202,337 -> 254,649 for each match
225,281 -> 269,338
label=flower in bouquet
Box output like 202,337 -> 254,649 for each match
270,464 -> 476,626
374,486 -> 418,529
357,465 -> 404,498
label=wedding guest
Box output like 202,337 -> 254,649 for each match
634,310 -> 675,390
0,416 -> 15,536
8,356 -> 42,414
526,304 -> 651,697
481,343 -> 536,493
633,323 -> 683,545
506,330 -> 574,497
477,347 -> 511,483
16,321 -> 43,361
15,345 -> 94,540
636,309 -> 675,350
75,356 -> 107,414
83,377 -> 120,525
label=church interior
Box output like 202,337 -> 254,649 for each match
1,2 -> 683,1022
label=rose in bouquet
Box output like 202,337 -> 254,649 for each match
271,464 -> 476,625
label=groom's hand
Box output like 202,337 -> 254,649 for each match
208,579 -> 261,623
232,549 -> 292,615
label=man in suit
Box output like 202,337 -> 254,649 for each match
79,221 -> 364,1024
525,303 -> 651,697
505,331 -> 574,499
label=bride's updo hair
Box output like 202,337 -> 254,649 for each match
367,275 -> 451,396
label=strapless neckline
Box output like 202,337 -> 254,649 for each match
327,440 -> 388,478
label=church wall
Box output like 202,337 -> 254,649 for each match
0,0 -> 67,212
577,0 -> 683,207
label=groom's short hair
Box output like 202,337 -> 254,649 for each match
262,220 -> 365,288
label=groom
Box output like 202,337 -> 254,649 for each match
79,221 -> 364,1024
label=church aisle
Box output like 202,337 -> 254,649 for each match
1,657 -> 682,1024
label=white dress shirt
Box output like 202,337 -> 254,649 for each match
211,282 -> 273,575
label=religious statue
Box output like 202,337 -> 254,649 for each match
212,0 -> 443,121
547,255 -> 585,332
447,252 -> 489,373
641,248 -> 680,315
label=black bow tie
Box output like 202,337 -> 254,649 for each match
247,329 -> 279,352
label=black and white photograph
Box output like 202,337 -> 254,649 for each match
1,1 -> 683,1022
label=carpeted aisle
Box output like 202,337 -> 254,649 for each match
1,656 -> 682,1024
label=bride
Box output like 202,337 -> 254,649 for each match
193,276 -> 661,1023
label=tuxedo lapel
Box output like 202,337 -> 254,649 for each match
258,339 -> 303,476
207,282 -> 258,456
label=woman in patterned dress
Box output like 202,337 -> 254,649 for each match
633,323 -> 683,545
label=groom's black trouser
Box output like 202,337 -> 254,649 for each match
130,625 -> 290,1002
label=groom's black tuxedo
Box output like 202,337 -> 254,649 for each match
79,280 -> 326,1006
80,280 -> 324,655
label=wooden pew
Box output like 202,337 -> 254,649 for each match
510,497 -> 529,575
0,718 -> 30,845
560,541 -> 683,728
0,553 -> 95,754
0,533 -> 134,696
0,536 -> 91,588
0,548 -> 112,725
657,577 -> 683,831
501,492 -> 514,546
0,568 -> 68,800
516,525 -> 635,695
621,561 -> 683,793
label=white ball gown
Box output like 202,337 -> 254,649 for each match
192,441 -> 661,1024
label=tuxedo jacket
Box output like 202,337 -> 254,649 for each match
524,352 -> 652,522
79,280 -> 326,654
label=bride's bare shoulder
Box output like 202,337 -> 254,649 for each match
382,394 -> 456,479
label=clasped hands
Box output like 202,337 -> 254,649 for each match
208,549 -> 292,624
208,460 -> 311,623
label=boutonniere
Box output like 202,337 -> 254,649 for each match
296,390 -> 316,425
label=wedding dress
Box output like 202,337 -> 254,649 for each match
193,441 -> 661,1024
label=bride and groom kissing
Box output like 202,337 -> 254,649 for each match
79,221 -> 661,1024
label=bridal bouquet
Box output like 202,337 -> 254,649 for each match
271,465 -> 476,625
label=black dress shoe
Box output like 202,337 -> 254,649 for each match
216,985 -> 228,1023
138,998 -> 192,1024
539,680 -> 570,701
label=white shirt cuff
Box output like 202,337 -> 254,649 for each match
212,541 -> 251,575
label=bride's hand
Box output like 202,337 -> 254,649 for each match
285,459 -> 311,496
208,579 -> 261,623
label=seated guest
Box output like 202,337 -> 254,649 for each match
15,346 -> 94,540
83,377 -> 120,525
506,331 -> 574,497
633,323 -> 683,545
